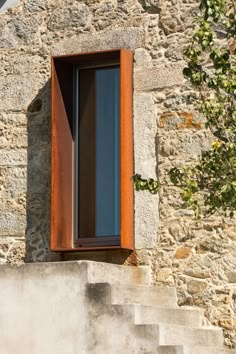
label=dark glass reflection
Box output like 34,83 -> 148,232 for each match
77,66 -> 120,238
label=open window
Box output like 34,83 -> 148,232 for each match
51,49 -> 134,251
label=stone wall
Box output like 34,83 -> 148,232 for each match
1,0 -> 236,348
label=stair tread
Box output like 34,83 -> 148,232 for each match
159,322 -> 221,331
87,282 -> 178,307
157,322 -> 223,347
158,345 -> 236,354
184,346 -> 236,354
135,304 -> 202,327
90,281 -> 176,291
85,261 -> 151,285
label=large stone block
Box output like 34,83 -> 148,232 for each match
0,16 -> 40,48
0,113 -> 27,127
23,0 -> 47,13
0,126 -> 27,148
0,75 -> 43,111
159,111 -> 202,130
0,166 -> 26,199
135,191 -> 159,249
134,48 -> 153,68
0,52 -> 46,76
47,3 -> 92,31
0,149 -> 27,166
51,28 -> 144,56
133,93 -> 159,249
134,92 -> 157,176
158,130 -> 212,159
134,62 -> 186,91
0,201 -> 26,235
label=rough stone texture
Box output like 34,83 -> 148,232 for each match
1,0 -> 236,349
134,62 -> 186,91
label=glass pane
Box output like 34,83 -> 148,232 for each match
77,66 -> 120,238
95,67 -> 120,237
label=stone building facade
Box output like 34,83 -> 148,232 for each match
0,0 -> 236,348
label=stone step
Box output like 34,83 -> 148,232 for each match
89,303 -> 223,351
85,261 -> 150,285
88,305 -> 160,353
87,282 -> 177,307
135,305 -> 202,327
89,301 -> 202,328
158,324 -> 223,348
157,346 -> 184,354
184,346 -> 236,354
157,346 -> 236,354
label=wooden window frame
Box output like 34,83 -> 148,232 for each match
50,49 -> 134,252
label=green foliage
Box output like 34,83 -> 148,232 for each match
135,0 -> 236,217
170,0 -> 236,217
132,174 -> 159,194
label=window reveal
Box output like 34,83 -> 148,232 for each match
51,50 -> 133,251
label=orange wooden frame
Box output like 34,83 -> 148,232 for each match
51,49 -> 134,251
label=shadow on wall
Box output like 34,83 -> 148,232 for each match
26,80 -> 61,263
25,79 -> 131,264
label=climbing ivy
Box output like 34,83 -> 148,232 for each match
134,0 -> 236,217
132,174 -> 159,194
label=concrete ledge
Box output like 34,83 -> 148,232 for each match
0,260 -> 151,284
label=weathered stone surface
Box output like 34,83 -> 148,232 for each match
133,92 -> 159,249
47,3 -> 92,31
93,1 -> 118,30
159,15 -> 184,35
219,318 -> 235,330
226,272 -> 236,284
0,126 -> 27,148
0,166 -> 26,199
0,52 -> 46,77
0,202 -> 26,235
134,48 -> 153,68
159,111 -> 202,130
140,0 -> 160,13
156,268 -> 174,284
134,62 -> 186,91
0,112 -> 27,126
158,130 -> 212,159
175,247 -> 192,259
135,191 -> 159,249
23,0 -> 47,13
184,268 -> 211,279
0,150 -> 27,166
6,241 -> 25,264
187,279 -> 208,294
51,28 -> 144,56
0,16 -> 40,48
134,92 -> 157,176
0,75 -> 43,111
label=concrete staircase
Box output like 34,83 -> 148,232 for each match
0,260 -> 235,354
85,261 -> 236,354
